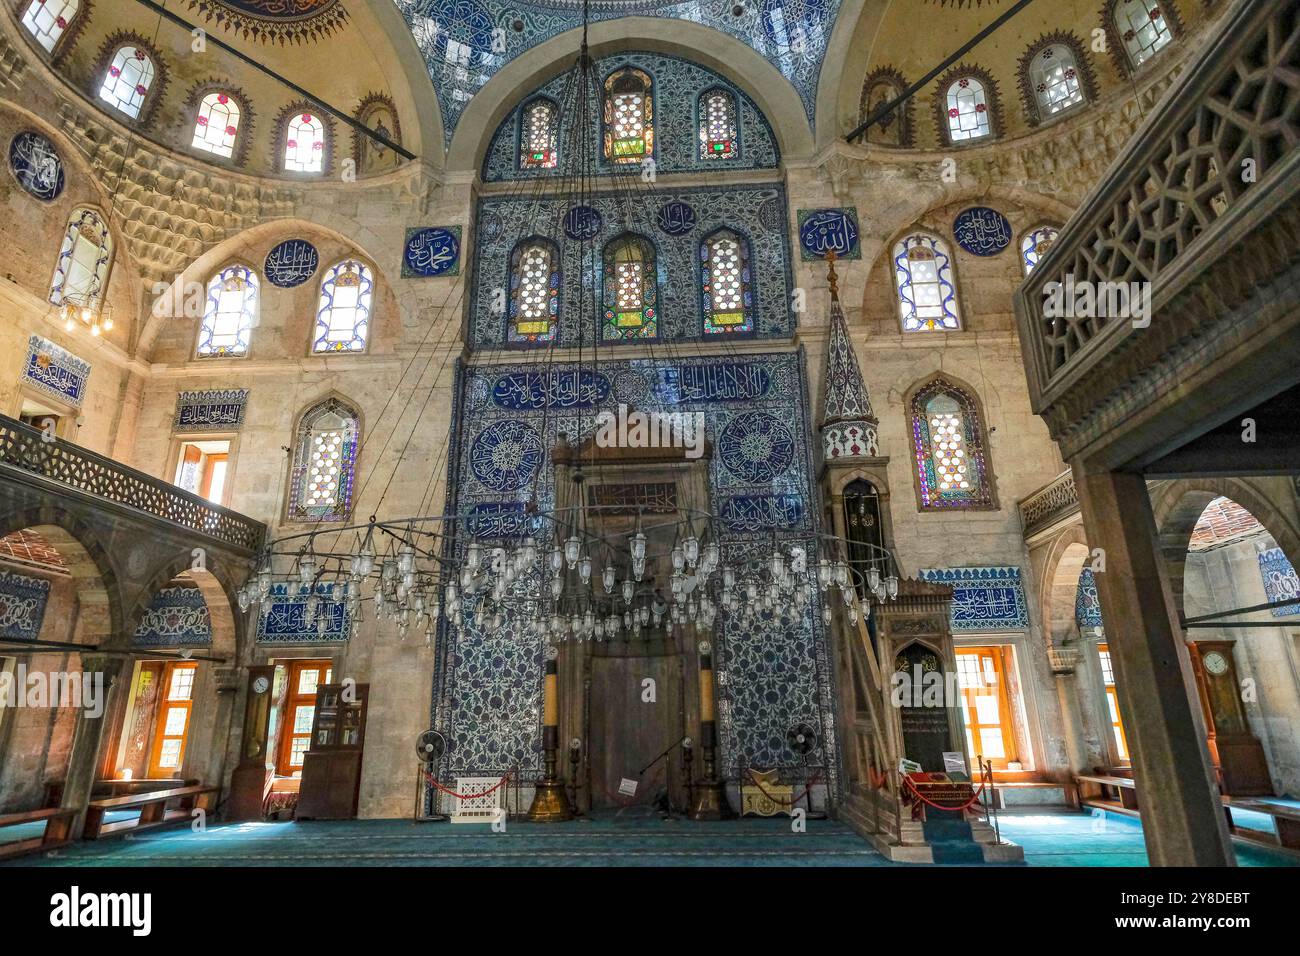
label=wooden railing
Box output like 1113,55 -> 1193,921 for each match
1018,470 -> 1079,539
1013,0 -> 1300,409
0,415 -> 264,553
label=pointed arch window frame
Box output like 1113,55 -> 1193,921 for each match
700,227 -> 755,336
602,67 -> 655,166
907,376 -> 998,512
1108,0 -> 1179,73
311,259 -> 374,355
1028,43 -> 1087,120
697,85 -> 740,162
1020,224 -> 1061,277
191,89 -> 243,160
285,397 -> 361,524
21,0 -> 82,55
49,206 -> 113,311
196,262 -> 259,359
98,43 -> 158,121
518,95 -> 560,170
893,232 -> 962,333
506,236 -> 561,347
601,233 -> 659,342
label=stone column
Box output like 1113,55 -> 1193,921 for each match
1074,468 -> 1233,865
1051,663 -> 1090,779
61,654 -> 126,836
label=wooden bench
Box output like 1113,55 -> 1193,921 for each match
1224,798 -> 1300,851
83,785 -> 219,840
1075,773 -> 1139,812
0,807 -> 77,860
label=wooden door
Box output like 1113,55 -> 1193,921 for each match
588,654 -> 684,810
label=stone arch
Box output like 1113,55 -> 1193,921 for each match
445,17 -> 815,173
135,216 -> 406,359
1040,533 -> 1093,647
851,186 -> 1075,322
127,551 -> 243,663
1151,477 -> 1300,617
0,505 -> 122,645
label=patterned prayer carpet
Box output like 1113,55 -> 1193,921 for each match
2,810 -> 1295,867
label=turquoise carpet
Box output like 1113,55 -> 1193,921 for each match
997,811 -> 1297,867
3,809 -> 1295,866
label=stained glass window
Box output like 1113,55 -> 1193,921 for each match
21,0 -> 78,52
893,233 -> 961,332
1021,225 -> 1060,276
197,264 -> 258,358
1114,0 -> 1172,68
284,112 -> 325,172
520,98 -> 558,169
508,238 -> 559,346
602,235 -> 657,341
193,91 -> 241,159
287,398 -> 360,522
1030,45 -> 1086,118
945,76 -> 991,142
698,88 -> 737,161
312,260 -> 373,354
910,378 -> 994,510
701,229 -> 752,334
603,68 -> 653,164
98,46 -> 155,120
49,207 -> 112,309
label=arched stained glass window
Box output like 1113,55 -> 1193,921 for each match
945,76 -> 991,142
285,112 -> 325,172
99,46 -> 156,119
193,91 -> 241,159
701,229 -> 752,334
893,233 -> 961,332
508,238 -> 559,346
197,264 -> 258,358
909,377 -> 995,510
1021,225 -> 1060,276
286,398 -> 360,523
49,207 -> 112,309
21,0 -> 79,52
1113,0 -> 1173,69
312,260 -> 373,354
1030,44 -> 1086,118
698,88 -> 737,161
602,234 -> 657,341
603,68 -> 653,164
520,98 -> 558,169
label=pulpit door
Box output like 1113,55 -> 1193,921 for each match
588,655 -> 685,810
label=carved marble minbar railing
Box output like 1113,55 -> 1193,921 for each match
1018,470 -> 1080,540
1013,0 -> 1300,462
0,416 -> 264,554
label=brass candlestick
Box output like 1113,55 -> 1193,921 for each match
528,645 -> 573,822
690,641 -> 733,820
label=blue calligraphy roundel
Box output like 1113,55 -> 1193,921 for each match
719,412 -> 795,483
264,239 -> 319,288
405,227 -> 460,277
655,201 -> 696,236
799,209 -> 859,259
470,420 -> 543,492
8,131 -> 65,202
563,205 -> 602,241
953,206 -> 1012,257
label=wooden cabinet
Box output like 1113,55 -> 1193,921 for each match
296,683 -> 369,820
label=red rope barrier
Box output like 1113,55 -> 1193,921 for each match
745,769 -> 820,807
423,771 -> 512,800
901,774 -> 987,813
